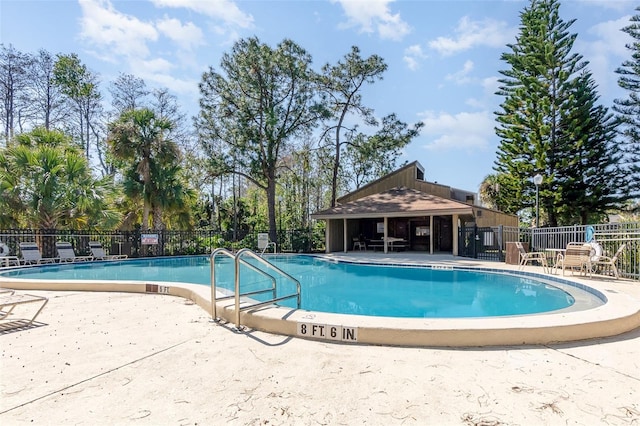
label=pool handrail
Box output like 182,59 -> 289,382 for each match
210,248 -> 235,320
211,248 -> 280,321
234,248 -> 301,329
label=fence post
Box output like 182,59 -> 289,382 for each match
473,225 -> 478,259
498,225 -> 503,261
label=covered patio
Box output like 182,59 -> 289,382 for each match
312,187 -> 476,255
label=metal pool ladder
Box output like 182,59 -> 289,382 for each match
210,248 -> 301,329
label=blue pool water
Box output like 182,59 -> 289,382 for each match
1,255 -> 577,318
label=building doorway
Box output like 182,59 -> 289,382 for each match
433,216 -> 453,252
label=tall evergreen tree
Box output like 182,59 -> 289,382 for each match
613,6 -> 640,202
494,0 -> 626,226
342,113 -> 422,190
318,46 -> 387,207
197,37 -> 326,243
557,72 -> 630,224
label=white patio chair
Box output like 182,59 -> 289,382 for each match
55,242 -> 94,263
556,242 -> 592,277
18,242 -> 57,265
592,243 -> 626,279
88,241 -> 128,260
515,241 -> 548,273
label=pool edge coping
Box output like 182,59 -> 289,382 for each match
1,254 -> 639,347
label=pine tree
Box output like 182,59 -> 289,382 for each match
557,72 -> 630,224
197,37 -> 326,243
613,7 -> 640,202
494,0 -> 627,225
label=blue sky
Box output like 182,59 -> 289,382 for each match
0,0 -> 635,193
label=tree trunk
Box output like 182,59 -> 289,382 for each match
267,174 -> 277,246
330,106 -> 349,207
142,199 -> 150,231
152,205 -> 163,231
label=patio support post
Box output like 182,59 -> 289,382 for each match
384,217 -> 388,253
325,220 -> 331,253
343,218 -> 348,253
452,214 -> 459,256
429,215 -> 434,254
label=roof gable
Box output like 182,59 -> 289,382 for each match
313,187 -> 473,219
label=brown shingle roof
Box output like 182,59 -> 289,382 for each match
312,187 -> 473,219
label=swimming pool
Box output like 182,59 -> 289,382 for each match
1,255 -> 588,318
2,253 -> 636,347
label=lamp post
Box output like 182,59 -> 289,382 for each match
533,174 -> 543,228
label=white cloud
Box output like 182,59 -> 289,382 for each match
129,58 -> 197,95
462,76 -> 501,109
403,44 -> 427,70
482,76 -> 500,95
133,57 -> 175,74
78,0 -> 207,102
465,98 -> 484,109
150,0 -> 254,29
445,60 -> 474,84
331,0 -> 411,41
589,15 -> 632,58
79,0 -> 158,58
418,110 -> 494,152
576,15 -> 632,99
429,16 -> 515,56
147,73 -> 199,96
157,16 -> 205,50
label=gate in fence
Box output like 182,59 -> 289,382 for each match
458,225 -> 505,261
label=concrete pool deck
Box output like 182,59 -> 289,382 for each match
1,254 -> 640,424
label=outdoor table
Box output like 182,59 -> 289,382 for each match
368,239 -> 384,251
545,248 -> 566,273
385,237 -> 408,251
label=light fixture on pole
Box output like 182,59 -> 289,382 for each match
533,173 -> 543,228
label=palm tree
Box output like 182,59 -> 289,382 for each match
149,163 -> 195,230
107,108 -> 179,231
0,128 -> 119,229
479,174 -> 500,210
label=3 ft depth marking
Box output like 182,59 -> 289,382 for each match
297,323 -> 358,342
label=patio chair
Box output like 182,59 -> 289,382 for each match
0,289 -> 49,331
591,243 -> 626,279
515,241 -> 548,272
18,242 -> 57,265
0,241 -> 20,267
55,242 -> 94,263
88,241 -> 128,260
352,236 -> 366,251
556,243 -> 592,277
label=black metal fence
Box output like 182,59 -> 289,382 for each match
459,222 -> 640,280
0,228 -> 326,260
458,225 -> 505,261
